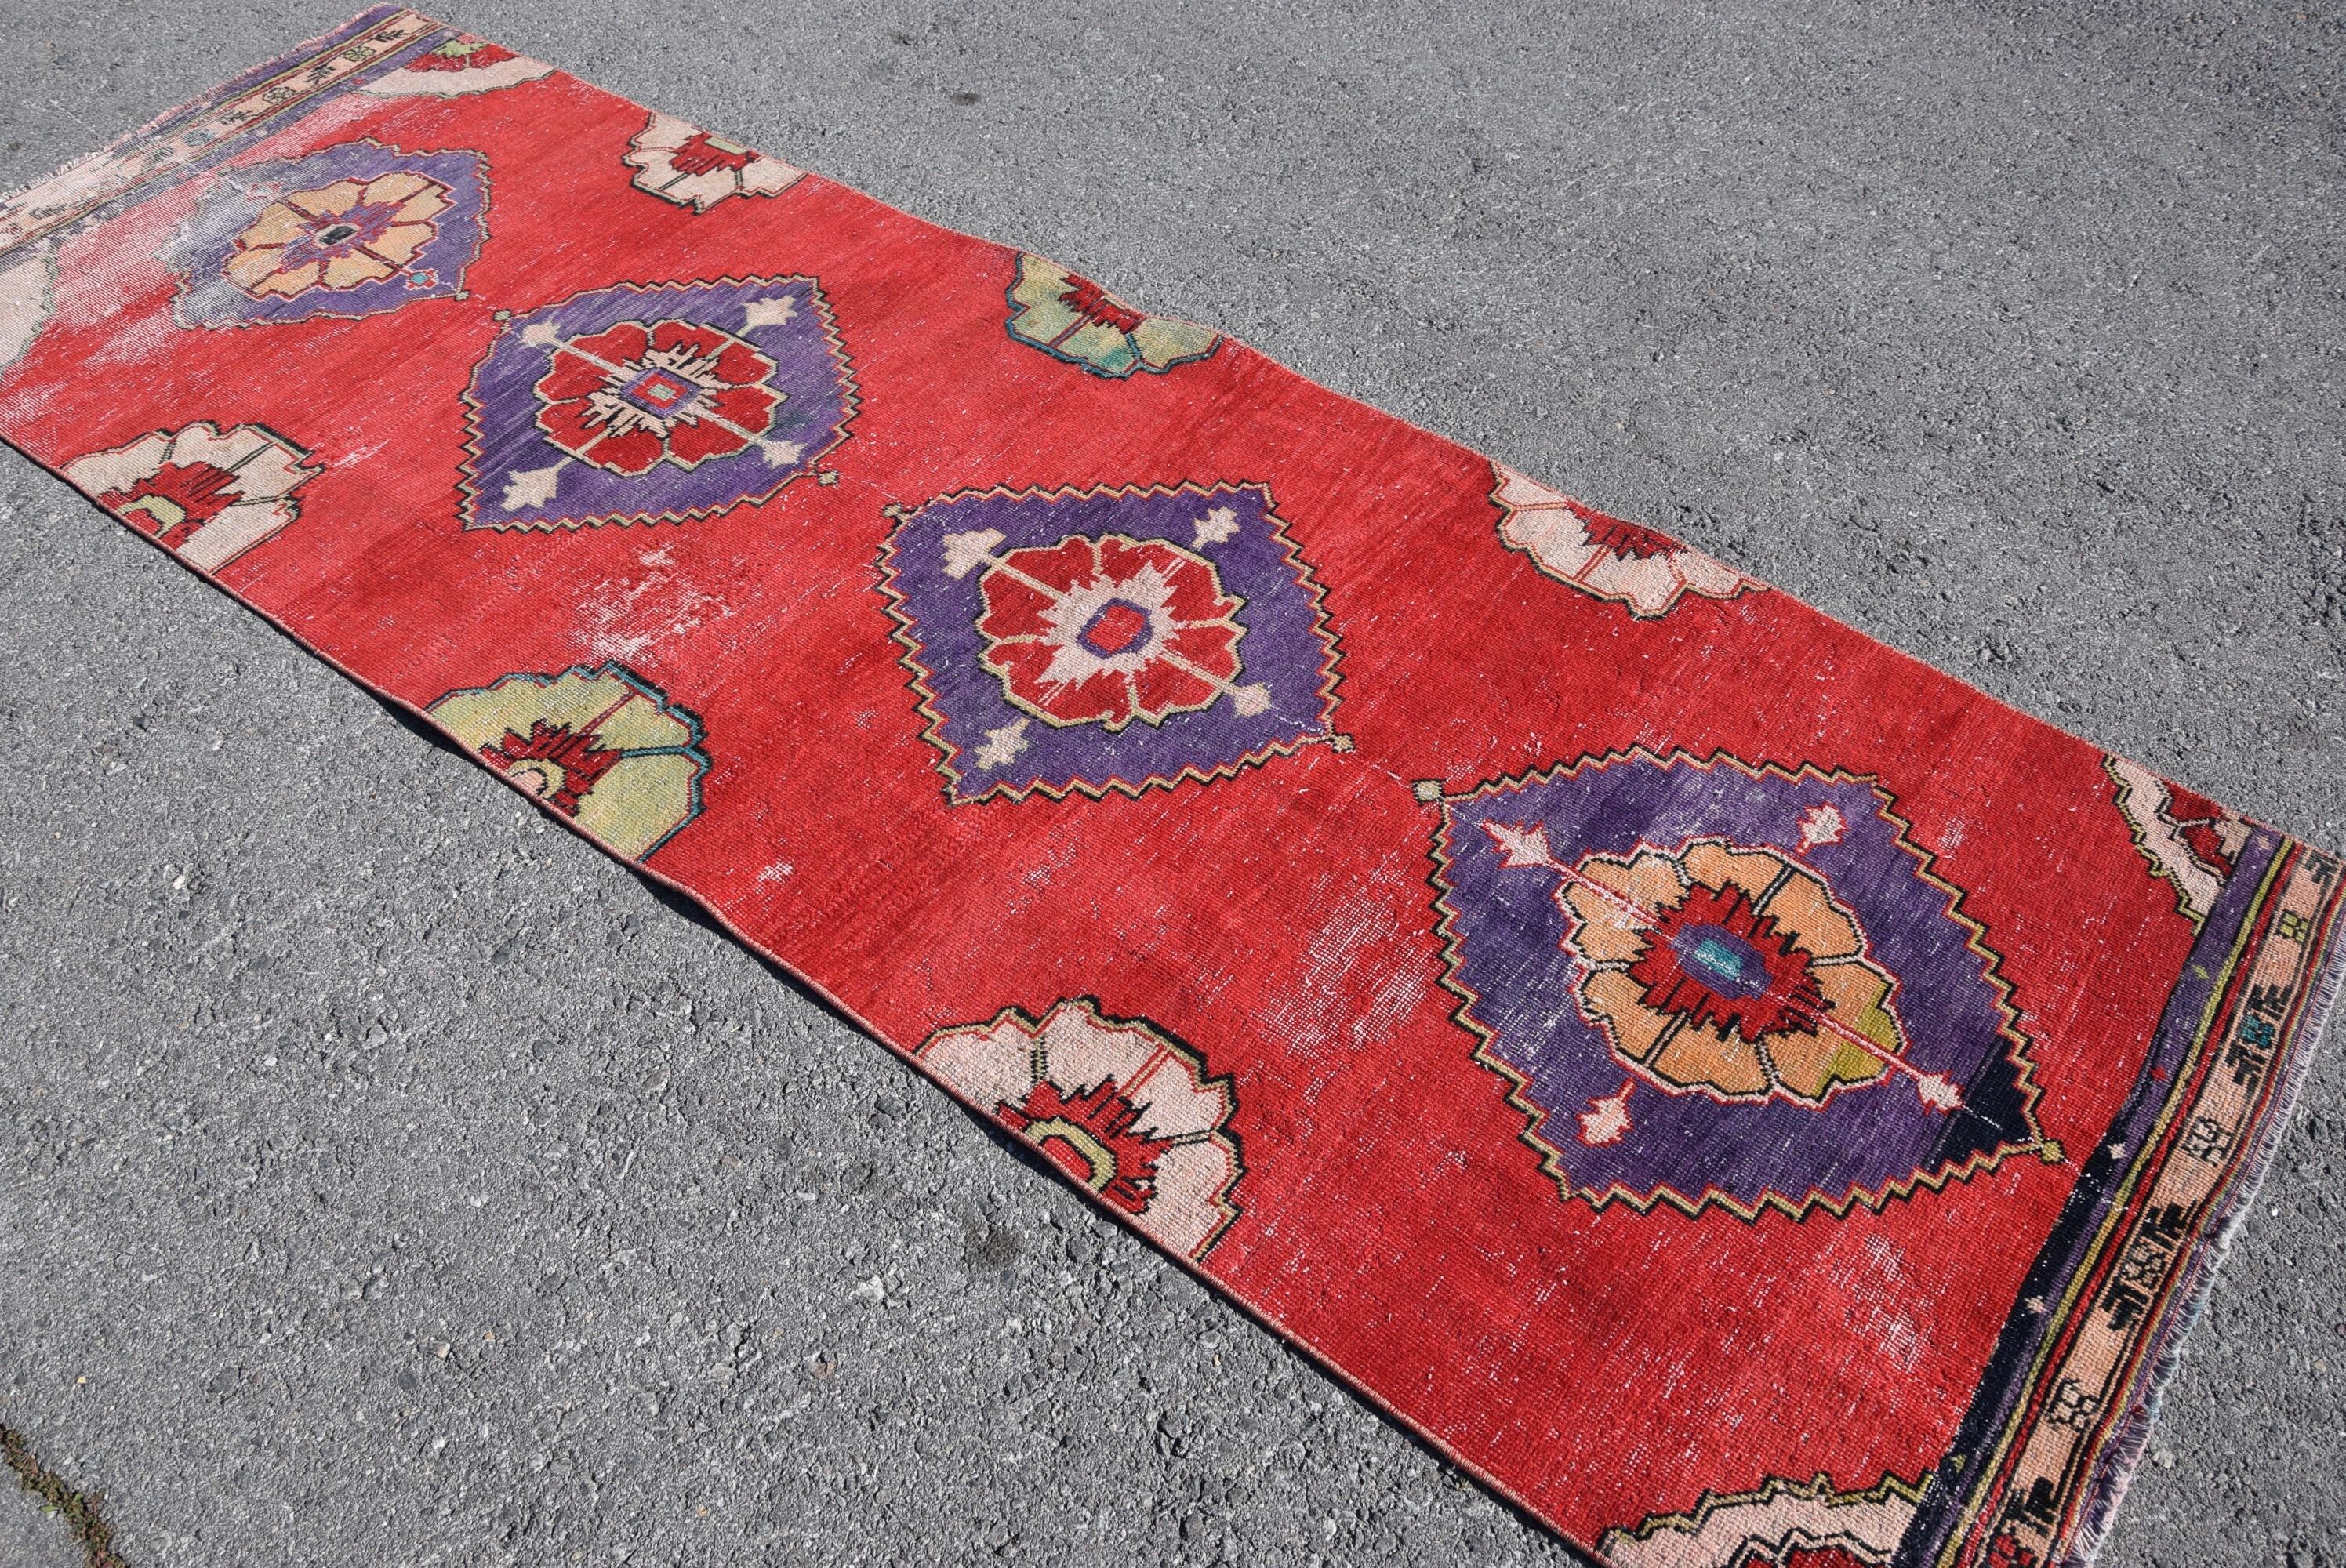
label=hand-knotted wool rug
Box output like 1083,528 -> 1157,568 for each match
2,11 -> 2338,1565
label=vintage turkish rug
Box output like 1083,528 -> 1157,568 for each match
2,12 -> 2337,1566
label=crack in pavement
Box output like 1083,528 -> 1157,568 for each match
2,1423 -> 131,1568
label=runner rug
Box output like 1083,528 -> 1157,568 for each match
1,12 -> 2337,1565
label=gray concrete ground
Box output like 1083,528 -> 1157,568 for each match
0,1485 -> 82,1568
1,1 -> 2341,1563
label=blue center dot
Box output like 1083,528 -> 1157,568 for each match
1670,924 -> 1771,997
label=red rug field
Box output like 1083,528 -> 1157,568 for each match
1,11 -> 2337,1564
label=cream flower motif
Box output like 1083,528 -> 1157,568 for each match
623,114 -> 804,212
63,421 -> 321,572
916,1000 -> 1244,1258
2106,755 -> 2251,927
1491,463 -> 1761,619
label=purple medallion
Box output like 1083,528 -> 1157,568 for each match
1433,750 -> 2043,1220
168,140 -> 488,328
881,482 -> 1343,802
458,275 -> 855,530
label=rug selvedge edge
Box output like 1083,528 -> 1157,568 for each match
1895,836 -> 2344,1568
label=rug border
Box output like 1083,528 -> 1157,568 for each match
2064,869 -> 2344,1564
0,7 -> 449,260
1891,833 -> 2343,1566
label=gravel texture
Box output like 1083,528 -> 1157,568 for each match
0,1479 -> 86,1568
0,2 -> 2340,1563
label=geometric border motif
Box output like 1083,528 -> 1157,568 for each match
1909,837 -> 2344,1568
0,9 -> 438,260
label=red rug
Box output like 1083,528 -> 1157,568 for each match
2,12 -> 2337,1564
